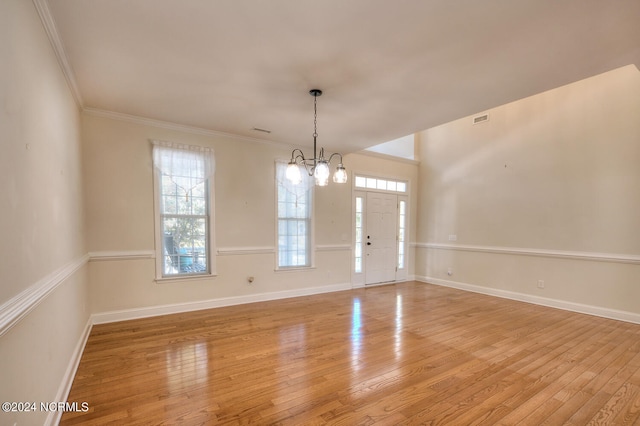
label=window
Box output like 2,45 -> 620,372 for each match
152,141 -> 214,278
398,199 -> 406,269
354,196 -> 364,273
276,161 -> 313,268
355,175 -> 407,193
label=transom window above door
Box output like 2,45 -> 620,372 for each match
354,175 -> 407,193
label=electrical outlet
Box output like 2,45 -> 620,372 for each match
448,234 -> 457,242
537,280 -> 545,289
447,268 -> 453,276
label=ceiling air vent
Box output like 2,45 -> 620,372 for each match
473,114 -> 489,125
252,127 -> 271,134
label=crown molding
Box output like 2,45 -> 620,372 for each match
82,107 -> 311,151
316,244 -> 352,252
32,0 -> 83,108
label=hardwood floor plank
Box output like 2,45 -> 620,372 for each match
60,281 -> 640,425
609,383 -> 640,425
585,382 -> 640,425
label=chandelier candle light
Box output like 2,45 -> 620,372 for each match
286,89 -> 348,186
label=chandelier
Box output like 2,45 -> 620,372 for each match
286,89 -> 347,186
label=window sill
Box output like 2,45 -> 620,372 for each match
155,273 -> 217,284
274,266 -> 316,273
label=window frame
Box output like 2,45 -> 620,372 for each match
354,194 -> 365,274
397,196 -> 408,275
354,174 -> 408,193
275,161 -> 315,270
152,141 -> 216,281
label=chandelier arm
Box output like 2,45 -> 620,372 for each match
327,152 -> 343,164
302,162 -> 315,177
289,148 -> 306,162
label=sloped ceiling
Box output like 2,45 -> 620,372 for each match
46,0 -> 640,152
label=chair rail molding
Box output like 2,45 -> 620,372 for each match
89,250 -> 156,261
0,254 -> 89,337
216,246 -> 276,256
416,243 -> 640,265
316,244 -> 352,252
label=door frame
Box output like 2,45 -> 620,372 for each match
351,174 -> 410,287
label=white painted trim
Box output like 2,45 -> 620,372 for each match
274,266 -> 316,273
89,250 -> 156,261
91,282 -> 352,324
46,318 -> 92,426
217,246 -> 275,256
415,275 -> 640,325
352,191 -> 366,287
155,273 -> 218,284
415,242 -> 640,265
316,244 -> 352,252
0,254 -> 89,337
396,195 -> 409,281
32,0 -> 83,108
83,107 -> 302,150
86,246 -> 350,259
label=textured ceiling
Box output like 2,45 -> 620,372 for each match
47,0 -> 640,153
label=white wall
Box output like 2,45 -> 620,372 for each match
82,114 -> 334,318
0,1 -> 90,425
415,65 -> 640,320
365,134 -> 416,160
82,112 -> 419,321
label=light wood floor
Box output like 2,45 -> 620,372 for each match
61,281 -> 640,425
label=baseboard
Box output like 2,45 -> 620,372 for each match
92,282 -> 353,324
46,317 -> 93,426
415,275 -> 640,325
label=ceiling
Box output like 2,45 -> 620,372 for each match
45,0 -> 640,153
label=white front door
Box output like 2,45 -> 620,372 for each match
365,192 -> 398,285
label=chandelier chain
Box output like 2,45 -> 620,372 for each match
313,94 -> 318,138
